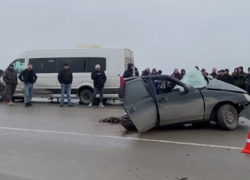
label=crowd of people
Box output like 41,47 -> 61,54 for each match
1,63 -> 107,108
1,62 -> 250,107
124,64 -> 250,94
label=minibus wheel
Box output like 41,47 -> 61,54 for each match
79,89 -> 93,105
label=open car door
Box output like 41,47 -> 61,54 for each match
123,78 -> 158,133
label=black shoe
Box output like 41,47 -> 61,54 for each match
25,103 -> 29,107
60,104 -> 63,107
68,104 -> 74,107
28,103 -> 33,107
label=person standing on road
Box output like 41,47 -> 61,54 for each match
135,68 -> 140,76
141,68 -> 150,76
234,66 -> 246,90
220,69 -> 233,84
123,63 -> 134,78
18,64 -> 37,107
171,68 -> 182,80
3,64 -> 18,106
89,64 -> 107,107
58,63 -> 73,107
181,69 -> 186,78
210,68 -> 218,78
244,67 -> 250,94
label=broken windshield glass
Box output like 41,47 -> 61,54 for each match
175,68 -> 208,89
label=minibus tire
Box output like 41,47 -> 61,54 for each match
79,89 -> 93,105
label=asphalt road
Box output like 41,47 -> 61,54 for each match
0,101 -> 250,180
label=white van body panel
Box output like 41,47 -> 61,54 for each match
7,47 -> 134,100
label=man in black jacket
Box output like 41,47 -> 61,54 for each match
89,64 -> 107,107
220,69 -> 233,84
123,63 -> 134,78
210,68 -> 218,78
18,64 -> 37,107
58,63 -> 73,107
3,64 -> 18,106
171,69 -> 182,80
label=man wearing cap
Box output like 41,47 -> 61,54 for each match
3,64 -> 18,106
89,64 -> 107,107
58,63 -> 73,107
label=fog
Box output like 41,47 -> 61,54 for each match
0,0 -> 249,74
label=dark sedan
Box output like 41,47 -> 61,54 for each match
121,69 -> 250,133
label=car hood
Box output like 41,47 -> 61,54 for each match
207,78 -> 247,93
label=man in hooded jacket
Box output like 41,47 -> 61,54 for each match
3,64 -> 18,106
123,63 -> 133,78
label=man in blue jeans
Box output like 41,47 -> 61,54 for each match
58,63 -> 73,107
18,64 -> 37,107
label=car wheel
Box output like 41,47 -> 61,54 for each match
217,104 -> 239,130
79,89 -> 93,105
120,115 -> 136,130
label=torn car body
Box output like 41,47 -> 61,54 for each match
122,69 -> 250,133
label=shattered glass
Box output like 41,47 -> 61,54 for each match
175,69 -> 207,89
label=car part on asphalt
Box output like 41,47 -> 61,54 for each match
120,115 -> 137,130
99,116 -> 122,123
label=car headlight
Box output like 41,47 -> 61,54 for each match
244,94 -> 250,102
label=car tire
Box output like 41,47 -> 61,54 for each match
217,104 -> 239,130
79,89 -> 93,105
120,115 -> 136,130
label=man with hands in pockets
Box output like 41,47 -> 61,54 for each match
58,63 -> 73,107
89,64 -> 107,107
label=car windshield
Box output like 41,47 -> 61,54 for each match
175,69 -> 208,90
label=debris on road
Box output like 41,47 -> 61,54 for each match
99,116 -> 122,123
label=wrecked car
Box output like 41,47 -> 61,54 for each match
121,69 -> 250,133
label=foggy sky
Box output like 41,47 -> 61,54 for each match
0,0 -> 249,74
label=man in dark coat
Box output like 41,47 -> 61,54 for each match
181,69 -> 186,78
135,68 -> 139,76
234,66 -> 246,90
58,63 -> 73,107
123,63 -> 134,78
3,64 -> 18,106
220,69 -> 233,84
142,68 -> 150,76
244,67 -> 250,94
210,68 -> 218,78
18,64 -> 37,107
89,64 -> 107,107
171,68 -> 182,80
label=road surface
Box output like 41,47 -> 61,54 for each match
0,101 -> 249,180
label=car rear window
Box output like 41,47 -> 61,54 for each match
125,80 -> 150,105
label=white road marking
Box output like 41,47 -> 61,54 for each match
49,106 -> 123,112
0,126 -> 242,150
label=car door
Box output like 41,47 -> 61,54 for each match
149,76 -> 204,126
123,78 -> 158,133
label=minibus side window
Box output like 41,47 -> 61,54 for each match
86,58 -> 106,72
